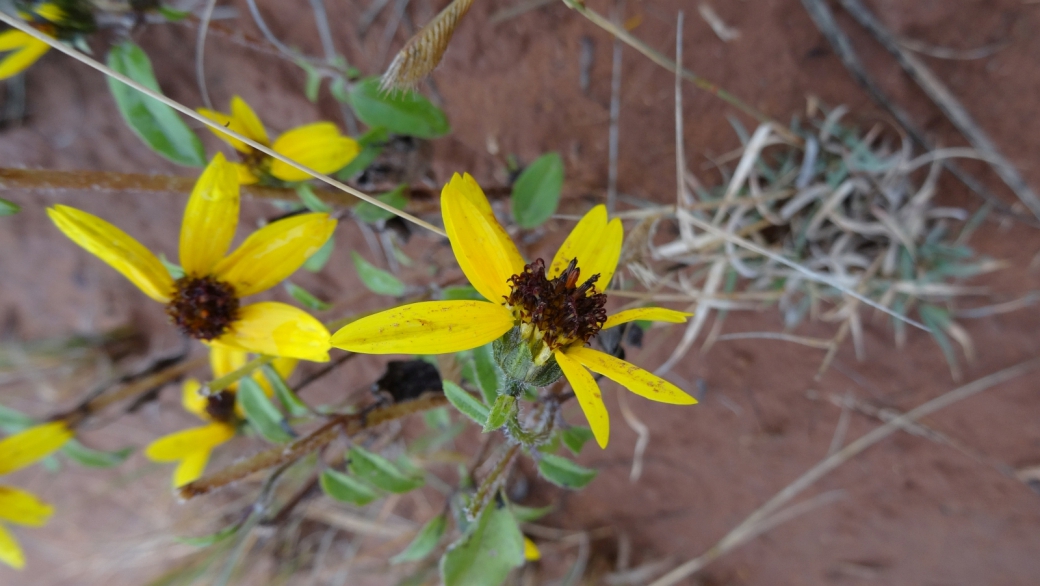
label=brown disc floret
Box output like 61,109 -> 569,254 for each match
165,275 -> 240,341
505,258 -> 608,351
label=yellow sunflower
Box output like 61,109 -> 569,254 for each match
198,96 -> 360,185
47,153 -> 335,362
145,346 -> 298,487
330,173 -> 696,448
0,422 -> 73,569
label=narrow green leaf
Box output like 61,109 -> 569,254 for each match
509,503 -> 553,523
0,404 -> 33,433
61,439 -> 133,468
511,152 -> 564,229
261,364 -> 310,418
472,343 -> 503,405
440,505 -> 524,586
175,523 -> 240,547
336,127 -> 387,180
303,65 -> 322,103
353,185 -> 409,224
391,513 -> 448,564
237,378 -> 294,444
284,282 -> 332,311
295,183 -> 332,213
303,236 -> 335,272
329,76 -> 350,103
441,286 -> 484,301
320,468 -> 381,506
443,381 -> 489,427
158,253 -> 185,279
347,77 -> 450,139
157,6 -> 192,22
483,395 -> 515,432
0,198 -> 20,216
561,427 -> 594,456
537,453 -> 597,489
352,251 -> 406,296
106,41 -> 205,167
348,446 -> 424,493
424,407 -> 451,430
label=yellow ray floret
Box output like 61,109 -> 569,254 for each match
0,422 -> 73,476
331,301 -> 515,355
0,486 -> 54,527
0,30 -> 50,81
180,154 -> 240,275
0,522 -> 25,569
145,422 -> 236,488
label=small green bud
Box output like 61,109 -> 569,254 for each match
493,326 -> 563,387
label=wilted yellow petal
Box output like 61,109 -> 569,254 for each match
0,523 -> 24,570
0,422 -> 72,475
568,347 -> 696,406
555,351 -> 609,449
602,307 -> 692,331
215,213 -> 337,297
173,450 -> 211,488
144,422 -> 234,463
180,153 -> 240,276
0,37 -> 48,80
270,122 -> 360,182
0,486 -> 53,527
523,537 -> 541,562
442,175 -> 525,303
47,205 -> 174,302
331,301 -> 514,354
550,205 -> 623,291
230,96 -> 269,146
0,30 -> 32,51
214,302 -> 331,362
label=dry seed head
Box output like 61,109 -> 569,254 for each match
380,0 -> 476,91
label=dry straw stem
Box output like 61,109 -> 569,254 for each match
650,357 -> 1040,586
0,12 -> 446,237
380,0 -> 476,91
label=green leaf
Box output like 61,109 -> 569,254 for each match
329,76 -> 350,103
320,468 -> 381,506
336,127 -> 387,180
441,286 -> 484,301
348,446 -> 424,493
347,77 -> 450,139
424,407 -> 451,430
352,251 -> 406,296
443,381 -> 489,427
472,343 -> 503,405
483,395 -> 514,432
175,523 -> 240,547
511,152 -> 564,229
303,236 -> 335,272
560,427 -> 594,456
537,453 -> 597,489
0,404 -> 33,433
61,440 -> 133,468
353,185 -> 409,224
106,41 -> 206,167
237,378 -> 294,444
261,364 -> 310,418
391,513 -> 447,564
0,198 -> 20,216
158,253 -> 185,279
284,282 -> 332,311
509,503 -> 553,523
157,5 -> 192,22
295,183 -> 332,213
440,505 -> 524,586
301,61 -> 322,103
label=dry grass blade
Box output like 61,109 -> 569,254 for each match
380,0 -> 476,91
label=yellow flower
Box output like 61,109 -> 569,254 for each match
48,154 -> 336,362
523,536 -> 541,561
198,96 -> 360,185
0,422 -> 73,569
145,346 -> 298,487
0,2 -> 64,80
330,173 -> 697,449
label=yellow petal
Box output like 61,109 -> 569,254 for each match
567,347 -> 696,405
602,307 -> 692,331
0,30 -> 32,51
330,301 -> 514,355
0,486 -> 53,527
180,153 -> 240,276
550,205 -> 623,291
144,422 -> 234,463
554,350 -> 609,449
0,422 -> 72,475
0,523 -> 24,570
0,37 -> 48,80
214,213 -> 337,297
523,536 -> 541,562
230,96 -> 269,146
270,123 -> 360,182
210,345 -> 248,380
442,174 -> 525,303
173,450 -> 211,488
234,162 -> 259,185
181,378 -> 208,419
47,205 -> 174,303
213,302 -> 331,362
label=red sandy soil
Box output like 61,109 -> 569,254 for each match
2,0 -> 1040,584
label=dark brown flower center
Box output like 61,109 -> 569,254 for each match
505,258 -> 607,352
165,275 -> 240,341
205,390 -> 237,422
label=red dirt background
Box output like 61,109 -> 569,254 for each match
2,0 -> 1040,584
